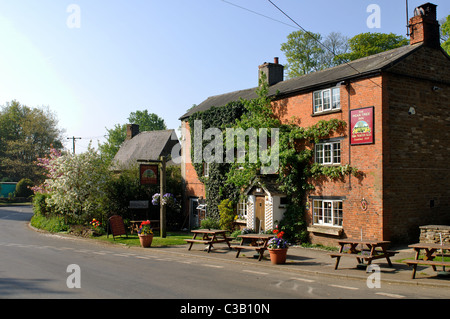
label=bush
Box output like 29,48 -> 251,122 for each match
218,199 -> 237,232
30,212 -> 69,233
15,178 -> 34,198
200,217 -> 220,229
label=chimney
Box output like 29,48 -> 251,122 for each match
409,3 -> 440,48
258,57 -> 284,86
126,124 -> 140,140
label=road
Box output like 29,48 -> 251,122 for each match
0,206 -> 448,305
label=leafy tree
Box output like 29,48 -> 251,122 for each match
337,32 -> 409,62
0,100 -> 63,183
441,15 -> 450,55
281,31 -> 349,78
99,110 -> 167,162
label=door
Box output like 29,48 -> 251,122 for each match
254,196 -> 265,232
189,198 -> 199,229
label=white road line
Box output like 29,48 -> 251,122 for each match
375,292 -> 406,299
202,264 -> 224,269
329,284 -> 359,290
242,270 -> 269,275
291,277 -> 315,283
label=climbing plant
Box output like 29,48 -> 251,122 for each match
188,75 -> 358,243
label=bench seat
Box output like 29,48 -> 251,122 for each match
403,259 -> 450,279
230,245 -> 267,261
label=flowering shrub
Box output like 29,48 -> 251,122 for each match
267,228 -> 289,249
138,220 -> 153,236
151,193 -> 176,207
89,218 -> 101,229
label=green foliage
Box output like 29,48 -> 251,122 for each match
30,210 -> 69,233
200,217 -> 220,230
337,32 -> 409,62
218,199 -> 236,232
441,15 -> 450,55
0,100 -> 63,183
15,178 -> 34,198
187,75 -> 358,244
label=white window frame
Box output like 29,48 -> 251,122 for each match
313,87 -> 340,114
315,141 -> 341,165
237,198 -> 247,219
313,199 -> 343,227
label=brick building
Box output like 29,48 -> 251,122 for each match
179,3 -> 450,244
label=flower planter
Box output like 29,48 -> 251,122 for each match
268,248 -> 288,264
139,234 -> 154,248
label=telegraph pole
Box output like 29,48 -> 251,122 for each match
67,136 -> 82,154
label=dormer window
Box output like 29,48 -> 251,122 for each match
313,87 -> 340,114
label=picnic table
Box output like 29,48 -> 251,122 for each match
403,243 -> 450,279
185,229 -> 231,253
329,239 -> 397,271
130,220 -> 160,234
230,234 -> 275,261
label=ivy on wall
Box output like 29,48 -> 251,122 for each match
188,76 -> 358,243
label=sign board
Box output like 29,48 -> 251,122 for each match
140,164 -> 158,185
350,107 -> 374,145
129,200 -> 149,209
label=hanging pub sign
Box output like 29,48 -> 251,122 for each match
350,106 -> 374,145
140,164 -> 158,185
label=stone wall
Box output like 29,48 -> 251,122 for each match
419,225 -> 450,244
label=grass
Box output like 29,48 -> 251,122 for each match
94,231 -> 192,248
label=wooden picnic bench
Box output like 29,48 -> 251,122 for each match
404,243 -> 450,279
329,240 -> 397,271
230,234 -> 274,261
185,229 -> 231,253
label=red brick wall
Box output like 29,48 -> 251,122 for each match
383,47 -> 450,242
274,76 -> 385,246
181,121 -> 205,212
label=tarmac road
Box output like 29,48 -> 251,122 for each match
0,205 -> 449,303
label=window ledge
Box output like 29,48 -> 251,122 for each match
312,109 -> 342,117
307,225 -> 343,236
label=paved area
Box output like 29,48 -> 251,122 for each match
161,242 -> 450,289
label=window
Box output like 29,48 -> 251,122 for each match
237,198 -> 247,219
313,200 -> 343,227
203,162 -> 210,177
313,87 -> 340,114
315,141 -> 341,165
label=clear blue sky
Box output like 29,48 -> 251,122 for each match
0,0 -> 448,153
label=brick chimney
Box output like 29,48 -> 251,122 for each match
126,124 -> 140,140
259,57 -> 284,86
409,3 -> 440,48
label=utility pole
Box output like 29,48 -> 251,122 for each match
67,136 -> 82,154
159,155 -> 167,238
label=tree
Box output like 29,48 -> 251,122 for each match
440,15 -> 450,55
99,110 -> 167,162
337,32 -> 409,62
281,31 -> 350,78
0,101 -> 64,183
37,145 -> 111,219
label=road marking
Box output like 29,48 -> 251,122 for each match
291,277 -> 315,283
375,292 -> 405,299
242,270 -> 269,275
329,284 -> 359,290
202,264 -> 224,269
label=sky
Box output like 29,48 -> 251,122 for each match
0,0 -> 449,153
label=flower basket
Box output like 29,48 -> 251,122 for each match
139,234 -> 154,248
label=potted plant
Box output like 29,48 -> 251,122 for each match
267,229 -> 289,264
138,220 -> 153,248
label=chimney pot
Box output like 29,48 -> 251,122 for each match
126,124 -> 140,140
274,57 -> 279,64
409,3 -> 440,48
